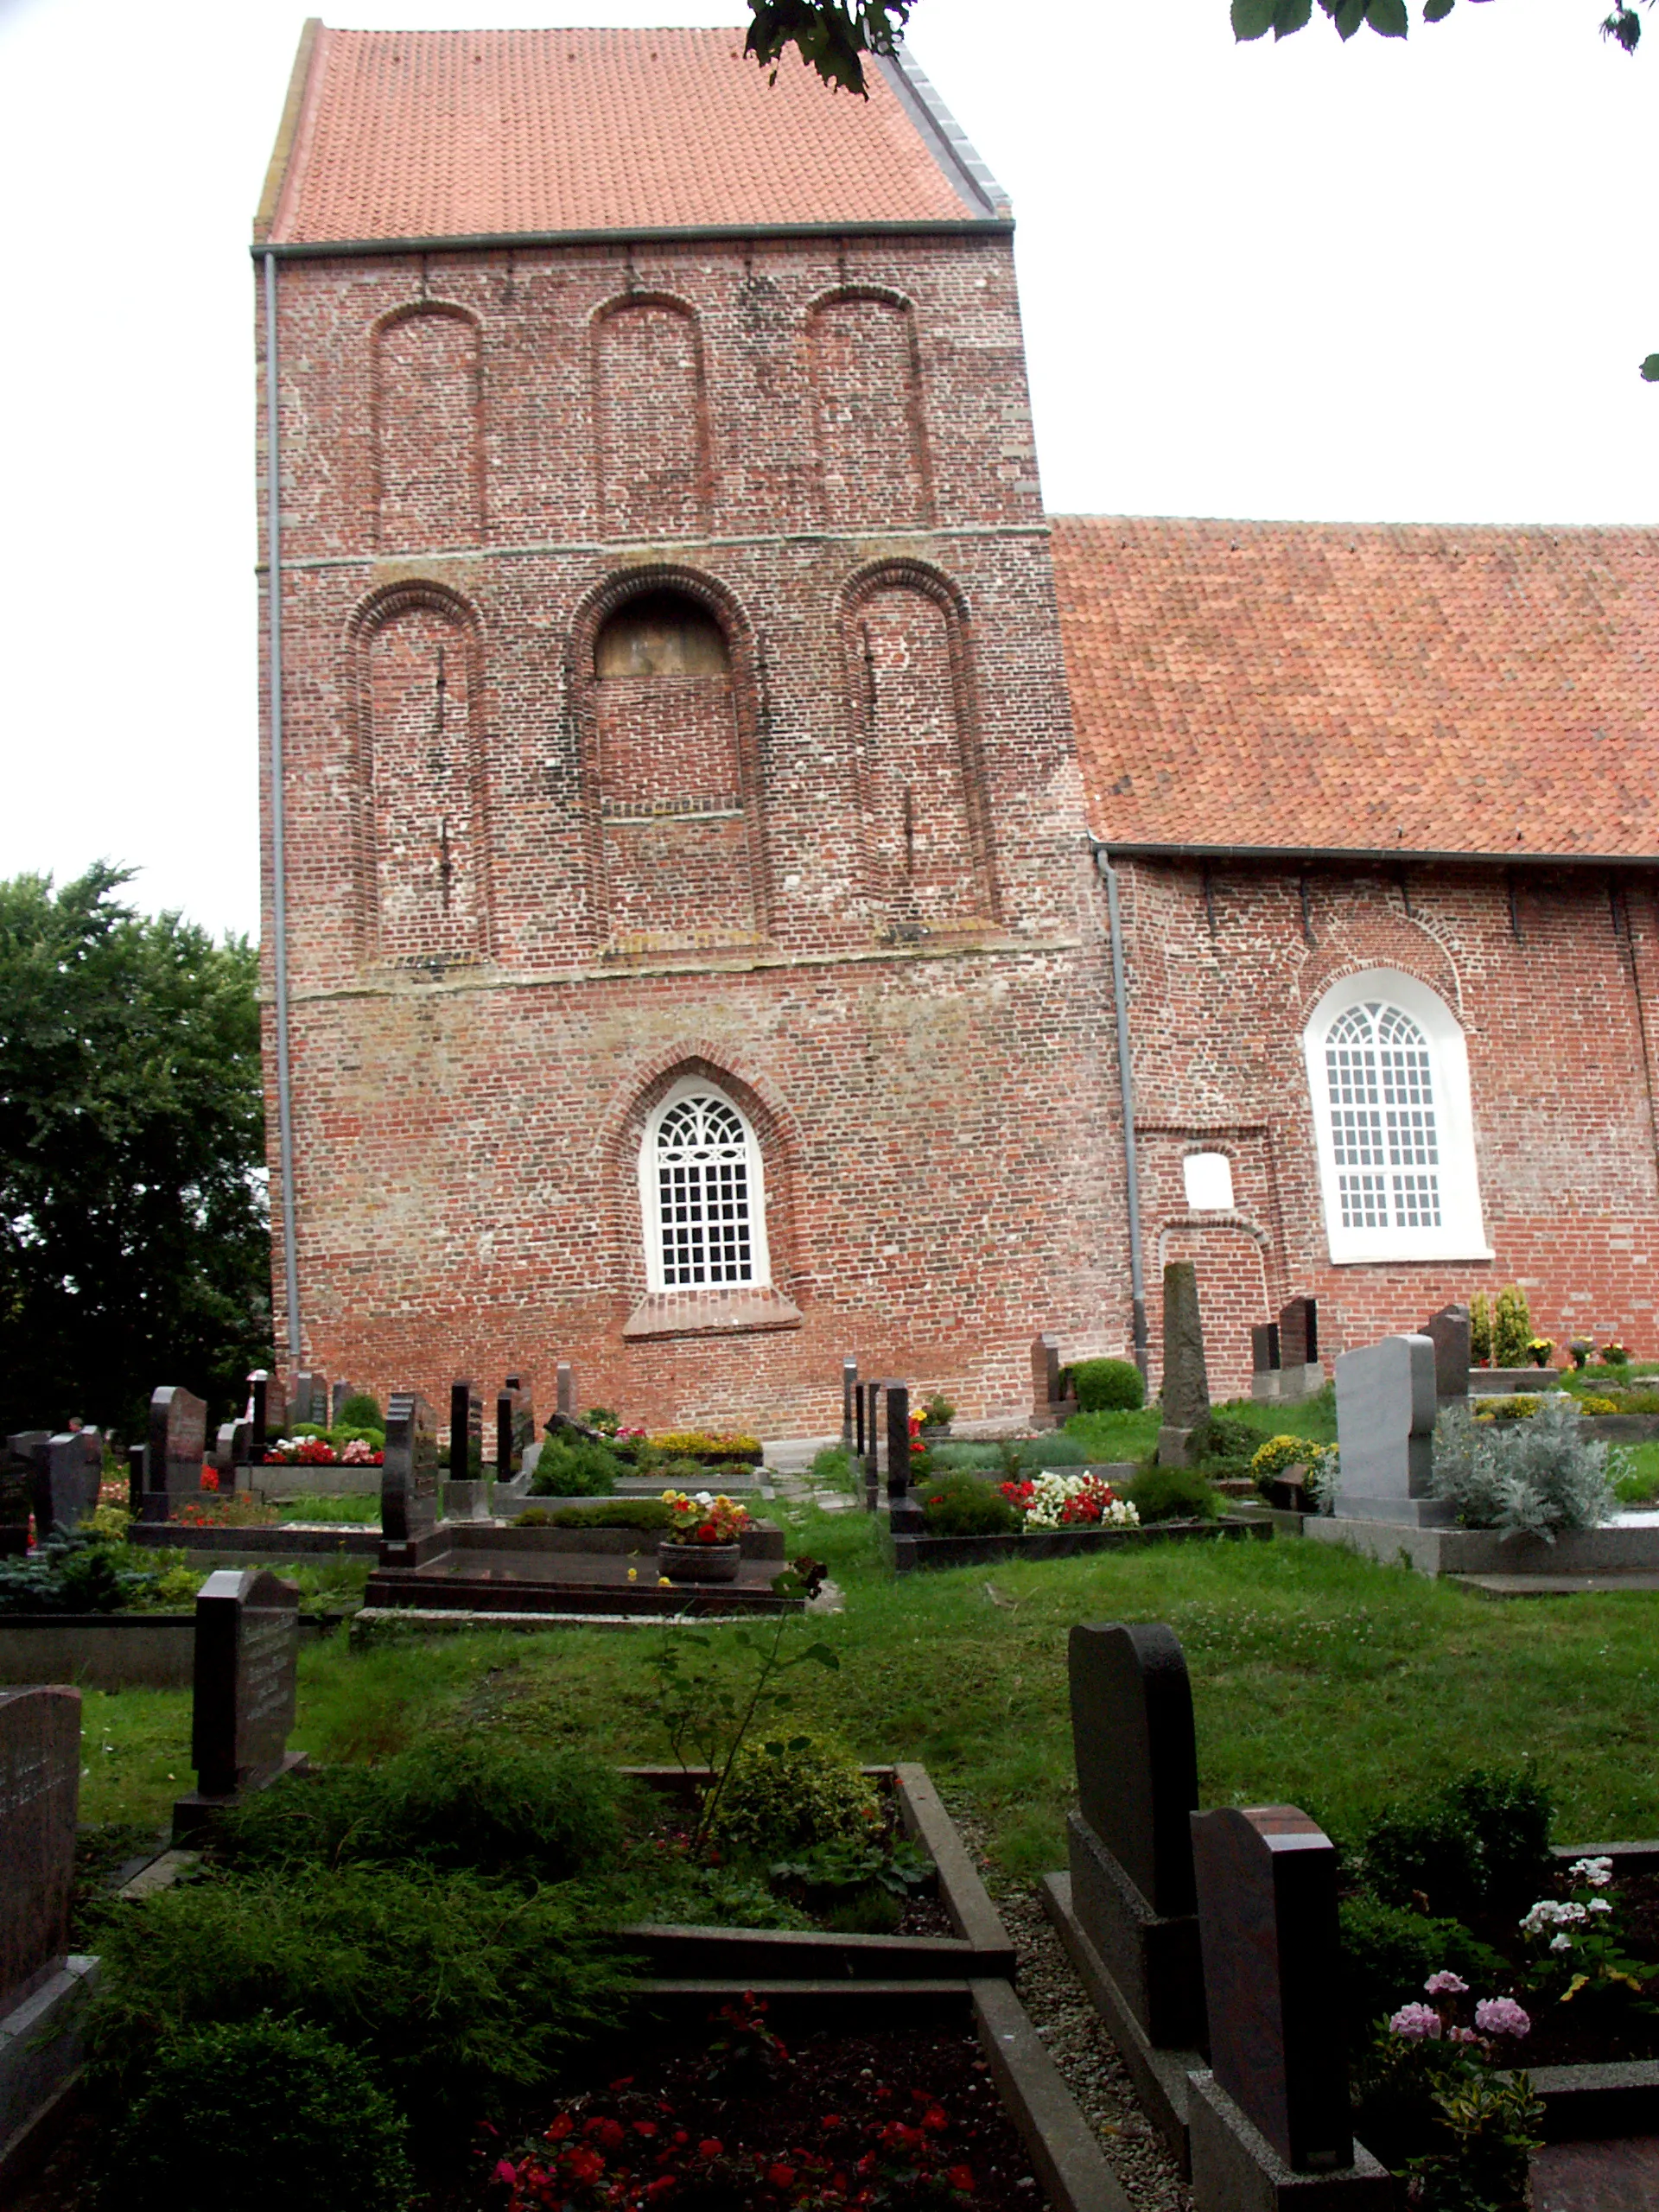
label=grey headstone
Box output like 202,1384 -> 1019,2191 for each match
1333,1334 -> 1448,1524
383,1392 -> 439,1545
189,1570 -> 300,1799
1190,1804 -> 1354,2174
147,1386 -> 207,1501
330,1381 -> 350,1427
34,1433 -> 102,1535
293,1370 -> 328,1427
1422,1304 -> 1471,1402
0,1686 -> 80,2014
556,1362 -> 575,1418
1161,1262 -> 1211,1432
1069,1624 -> 1198,1916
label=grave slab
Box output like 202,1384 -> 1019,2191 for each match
1187,2070 -> 1390,2212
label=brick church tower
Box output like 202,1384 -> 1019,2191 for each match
254,23 -> 1129,1429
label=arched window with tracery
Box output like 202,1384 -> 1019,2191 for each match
639,1081 -> 771,1292
1303,970 -> 1490,1263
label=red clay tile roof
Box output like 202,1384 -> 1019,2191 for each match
1052,516 -> 1659,861
262,24 -> 993,245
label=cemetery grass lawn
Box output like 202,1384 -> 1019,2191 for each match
76,1506 -> 1659,1870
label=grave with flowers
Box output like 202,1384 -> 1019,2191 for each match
1044,1613 -> 1659,2208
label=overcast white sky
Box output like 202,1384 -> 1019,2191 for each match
0,0 -> 1649,941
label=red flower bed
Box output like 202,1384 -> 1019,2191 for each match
481,1999 -> 1046,2210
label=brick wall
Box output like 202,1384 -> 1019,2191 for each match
258,229 -> 1129,1433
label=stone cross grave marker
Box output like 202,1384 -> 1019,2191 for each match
33,1432 -> 103,1536
381,1391 -> 440,1561
1188,1805 -> 1386,2200
1332,1334 -> 1448,1525
144,1386 -> 207,1521
0,1685 -> 80,2015
1157,1262 -> 1210,1464
1421,1304 -> 1471,1402
179,1570 -> 303,1823
1065,1623 -> 1205,2053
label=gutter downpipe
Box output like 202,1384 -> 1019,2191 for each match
263,248 -> 302,1371
1091,841 -> 1148,1377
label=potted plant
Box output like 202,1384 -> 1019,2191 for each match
1526,1337 -> 1554,1369
1569,1339 -> 1593,1370
1602,1341 -> 1630,1368
918,1393 -> 957,1442
657,1489 -> 751,1584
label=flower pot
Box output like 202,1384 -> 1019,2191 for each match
657,1540 -> 741,1585
922,1422 -> 953,1442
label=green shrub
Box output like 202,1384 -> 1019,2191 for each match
810,1445 -> 852,1487
101,2016 -> 413,2212
337,1393 -> 384,1429
924,1441 -> 1004,1473
1067,1357 -> 1145,1414
1338,1897 -> 1505,2048
216,1738 -> 625,1885
1012,1432 -> 1092,1470
918,1471 -> 1020,1536
86,1866 -> 627,2141
546,1500 -> 674,1532
1187,1409 -> 1260,1471
1124,1465 -> 1221,1522
529,1436 -> 622,1497
1361,1767 -> 1554,1922
1469,1293 -> 1492,1365
1493,1286 -> 1532,1369
332,1424 -> 386,1451
708,1729 -> 879,1859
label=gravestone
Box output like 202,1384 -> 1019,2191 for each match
381,1391 -> 440,1565
6,1435 -> 51,1536
1332,1334 -> 1450,1526
1157,1262 -> 1210,1465
0,1685 -> 96,2171
1187,1805 -> 1389,2206
1250,1322 -> 1281,1404
248,1370 -> 270,1459
0,1686 -> 80,2012
144,1386 -> 207,1521
885,1385 -> 922,1537
1031,1333 -> 1077,1430
862,1380 -> 882,1510
556,1362 -> 575,1419
127,1444 -> 147,1520
329,1380 -> 351,1426
841,1358 -> 858,1458
292,1370 -> 329,1427
1422,1304 -> 1471,1402
31,1431 -> 103,1536
445,1379 -> 487,1520
1276,1296 -> 1323,1405
175,1570 -> 305,1831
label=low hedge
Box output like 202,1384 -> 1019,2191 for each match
1064,1357 -> 1145,1414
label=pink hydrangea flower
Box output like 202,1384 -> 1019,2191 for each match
1424,1970 -> 1468,1996
1389,2002 -> 1443,2041
1474,1997 -> 1531,2039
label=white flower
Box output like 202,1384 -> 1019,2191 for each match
1588,1897 -> 1613,1915
1570,1857 -> 1615,1889
1520,1899 -> 1588,1936
1550,1933 -> 1575,1953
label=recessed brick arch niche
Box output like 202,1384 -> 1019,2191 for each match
575,575 -> 768,954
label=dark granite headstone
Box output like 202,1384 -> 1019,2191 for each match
247,1370 -> 270,1459
127,1444 -> 147,1519
1251,1323 -> 1281,1376
1422,1304 -> 1471,1402
147,1386 -> 207,1509
842,1358 -> 858,1456
7,1434 -> 51,1535
863,1380 -> 881,1510
382,1391 -> 439,1551
886,1384 -> 922,1535
0,1686 -> 80,2015
33,1432 -> 103,1535
330,1380 -> 351,1427
1280,1297 -> 1318,1370
292,1370 -> 329,1427
186,1569 -> 301,1801
1070,1624 -> 1198,1917
1190,1804 -> 1353,2173
495,1391 -> 514,1477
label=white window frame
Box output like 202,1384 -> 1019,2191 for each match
1303,969 -> 1492,1266
639,1077 -> 772,1294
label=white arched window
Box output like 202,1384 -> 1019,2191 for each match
1303,970 -> 1491,1264
639,1081 -> 772,1293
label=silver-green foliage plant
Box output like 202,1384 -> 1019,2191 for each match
1433,1396 -> 1616,1541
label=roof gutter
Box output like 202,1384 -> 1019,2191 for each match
262,249 -> 303,1375
1098,840 -> 1659,872
251,216 -> 1012,262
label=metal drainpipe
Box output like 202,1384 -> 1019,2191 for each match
264,249 -> 302,1370
1092,841 -> 1148,1375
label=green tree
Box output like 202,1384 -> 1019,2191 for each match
0,865 -> 270,1440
